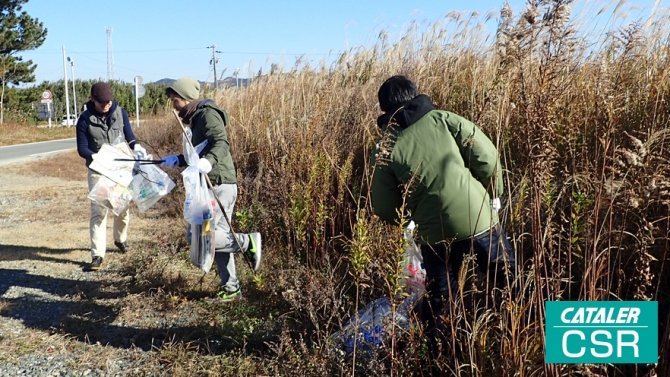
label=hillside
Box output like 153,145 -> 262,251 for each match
153,77 -> 250,88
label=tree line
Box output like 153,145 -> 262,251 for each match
1,0 -> 47,124
2,79 -> 171,124
1,1 -> 172,125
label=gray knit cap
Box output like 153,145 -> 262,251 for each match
168,77 -> 200,101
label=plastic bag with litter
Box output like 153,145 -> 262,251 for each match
129,154 -> 176,213
331,291 -> 421,357
88,136 -> 135,187
188,174 -> 217,273
179,128 -> 216,272
400,221 -> 426,294
182,128 -> 210,225
87,175 -> 133,216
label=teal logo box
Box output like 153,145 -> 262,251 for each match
545,301 -> 658,364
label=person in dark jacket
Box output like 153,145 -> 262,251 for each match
76,82 -> 147,271
370,75 -> 517,355
161,77 -> 262,301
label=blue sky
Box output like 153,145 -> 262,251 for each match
16,0 -> 662,85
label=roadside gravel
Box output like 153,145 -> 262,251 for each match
0,152 -> 220,376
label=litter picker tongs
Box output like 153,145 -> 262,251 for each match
114,158 -> 165,165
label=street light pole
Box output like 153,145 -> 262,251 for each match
235,68 -> 239,88
62,46 -> 71,128
67,57 -> 77,119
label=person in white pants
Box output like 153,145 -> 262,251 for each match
88,170 -> 130,262
76,82 -> 147,270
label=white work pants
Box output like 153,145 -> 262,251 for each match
88,169 -> 129,258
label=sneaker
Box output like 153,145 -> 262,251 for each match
90,256 -> 103,271
114,241 -> 128,253
217,288 -> 242,302
245,233 -> 262,271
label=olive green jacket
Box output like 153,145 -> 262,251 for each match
179,99 -> 236,185
370,95 -> 503,245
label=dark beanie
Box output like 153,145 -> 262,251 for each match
91,82 -> 113,103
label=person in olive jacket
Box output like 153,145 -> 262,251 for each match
162,77 -> 261,302
370,75 -> 516,354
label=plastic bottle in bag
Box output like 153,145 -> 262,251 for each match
331,294 -> 419,358
201,209 -> 213,257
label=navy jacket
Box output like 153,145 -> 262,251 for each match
76,100 -> 137,166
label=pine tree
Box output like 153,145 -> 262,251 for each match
0,0 -> 47,124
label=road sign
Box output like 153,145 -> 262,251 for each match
133,76 -> 145,98
41,90 -> 53,103
133,85 -> 146,98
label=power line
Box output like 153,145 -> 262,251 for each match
37,66 -> 65,76
75,47 -> 210,54
222,50 -> 333,56
69,51 -> 177,79
29,46 -> 339,83
26,46 -> 335,56
22,47 -> 207,54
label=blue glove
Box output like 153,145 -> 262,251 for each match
161,155 -> 179,169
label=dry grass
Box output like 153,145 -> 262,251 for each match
0,122 -> 75,146
164,1 -> 667,375
4,1 -> 670,375
19,149 -> 88,181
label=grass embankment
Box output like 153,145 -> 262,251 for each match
0,122 -> 75,146
6,1 -> 670,375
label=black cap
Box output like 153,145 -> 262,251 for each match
91,82 -> 113,103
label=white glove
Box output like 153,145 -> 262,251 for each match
490,197 -> 502,211
197,158 -> 212,174
133,144 -> 147,159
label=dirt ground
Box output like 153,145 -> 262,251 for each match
0,149 -> 243,376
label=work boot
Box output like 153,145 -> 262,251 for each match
245,233 -> 262,271
114,241 -> 128,253
90,256 -> 103,271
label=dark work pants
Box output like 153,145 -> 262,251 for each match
420,224 -> 516,355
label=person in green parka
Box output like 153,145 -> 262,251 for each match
370,75 -> 517,355
161,77 -> 261,302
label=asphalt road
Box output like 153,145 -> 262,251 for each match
0,138 -> 77,166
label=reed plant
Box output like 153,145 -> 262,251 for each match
137,1 -> 670,375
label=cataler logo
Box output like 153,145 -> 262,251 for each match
545,301 -> 658,364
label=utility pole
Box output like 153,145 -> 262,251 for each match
106,28 -> 114,80
67,57 -> 77,119
208,45 -> 221,90
62,46 -> 71,128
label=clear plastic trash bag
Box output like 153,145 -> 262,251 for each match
331,291 -> 421,357
87,175 -> 133,216
129,155 -> 176,213
189,174 -> 217,273
400,221 -> 426,294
